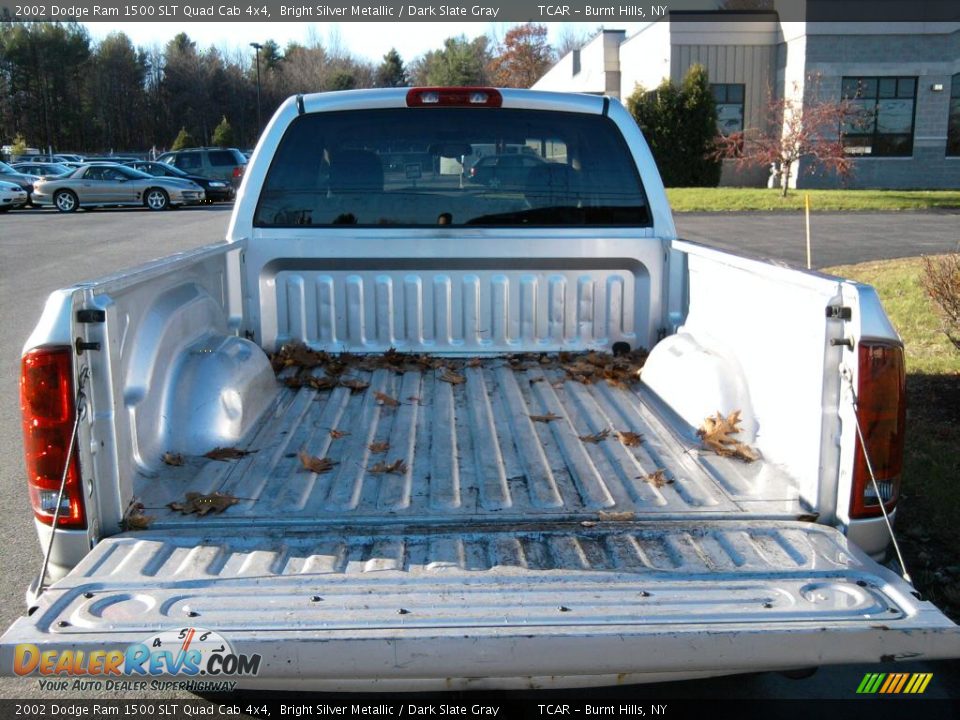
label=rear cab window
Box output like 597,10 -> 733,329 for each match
254,108 -> 650,227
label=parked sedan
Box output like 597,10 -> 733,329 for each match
0,161 -> 40,204
12,162 -> 73,179
0,179 -> 28,211
32,163 -> 205,212
124,160 -> 235,202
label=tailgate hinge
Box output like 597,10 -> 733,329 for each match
75,309 -> 105,354
826,305 -> 852,320
76,309 -> 105,323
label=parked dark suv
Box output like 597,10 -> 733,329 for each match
156,147 -> 247,188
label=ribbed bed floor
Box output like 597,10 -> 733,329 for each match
138,357 -> 807,527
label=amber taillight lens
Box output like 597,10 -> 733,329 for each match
850,341 -> 906,519
20,346 -> 86,529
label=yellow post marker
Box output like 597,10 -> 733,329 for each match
805,193 -> 812,270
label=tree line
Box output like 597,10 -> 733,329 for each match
0,21 -> 568,154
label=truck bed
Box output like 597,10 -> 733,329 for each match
136,356 -> 807,529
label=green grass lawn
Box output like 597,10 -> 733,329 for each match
668,188 -> 960,213
825,256 -> 960,616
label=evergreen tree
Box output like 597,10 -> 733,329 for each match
626,64 -> 720,187
11,133 -> 29,157
413,36 -> 490,86
327,71 -> 357,91
212,116 -> 234,147
171,127 -> 194,150
376,49 -> 407,88
681,65 -> 722,187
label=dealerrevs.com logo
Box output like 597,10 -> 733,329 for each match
13,627 -> 261,678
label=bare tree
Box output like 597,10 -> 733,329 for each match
714,76 -> 859,196
921,253 -> 960,352
554,26 -> 597,60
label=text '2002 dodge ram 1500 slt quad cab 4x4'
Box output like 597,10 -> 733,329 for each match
2,87 -> 958,690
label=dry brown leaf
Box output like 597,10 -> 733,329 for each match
530,413 -> 562,423
697,410 -> 759,463
162,452 -> 185,467
439,369 -> 466,385
305,375 -> 337,391
329,429 -> 350,439
731,442 -> 760,462
204,446 -> 255,461
579,429 -> 610,444
283,375 -> 305,389
374,391 -> 400,407
120,500 -> 153,531
339,378 -> 370,393
298,450 -> 338,474
644,469 -> 673,488
598,510 -> 636,522
270,342 -> 329,371
466,358 -> 483,368
616,431 -> 643,447
368,441 -> 390,454
168,491 -> 240,516
368,458 -> 408,474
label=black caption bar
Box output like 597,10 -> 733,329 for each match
0,0 -> 958,23
2,698 -> 960,720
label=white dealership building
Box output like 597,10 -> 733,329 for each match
533,10 -> 960,189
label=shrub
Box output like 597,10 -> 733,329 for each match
626,64 -> 721,187
171,127 -> 194,151
212,116 -> 234,148
921,253 -> 960,352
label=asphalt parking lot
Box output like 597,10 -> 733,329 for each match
0,205 -> 958,705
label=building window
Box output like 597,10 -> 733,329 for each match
711,83 -> 745,134
841,77 -> 917,157
948,73 -> 960,157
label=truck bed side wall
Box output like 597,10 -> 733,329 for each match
35,243 -> 277,571
650,240 -> 847,521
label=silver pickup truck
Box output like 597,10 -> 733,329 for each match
3,88 -> 958,691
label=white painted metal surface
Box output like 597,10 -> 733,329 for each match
3,521 -> 957,687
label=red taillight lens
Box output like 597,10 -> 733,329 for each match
232,166 -> 244,178
850,341 -> 906,519
20,346 -> 86,529
406,87 -> 503,107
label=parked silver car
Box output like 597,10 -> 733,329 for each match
32,163 -> 205,212
0,179 -> 28,211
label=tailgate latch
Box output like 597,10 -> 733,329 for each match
826,305 -> 852,320
75,309 -> 105,354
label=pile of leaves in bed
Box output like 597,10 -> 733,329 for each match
268,343 -> 650,390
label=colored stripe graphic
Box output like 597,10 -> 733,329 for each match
893,673 -> 910,693
857,672 -> 932,694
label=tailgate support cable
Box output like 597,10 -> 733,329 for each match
845,370 -> 912,585
37,366 -> 88,596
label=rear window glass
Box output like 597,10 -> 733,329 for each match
254,108 -> 650,227
176,152 -> 202,171
209,150 -> 245,166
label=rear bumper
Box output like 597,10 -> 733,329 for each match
205,187 -> 235,201
2,521 -> 958,688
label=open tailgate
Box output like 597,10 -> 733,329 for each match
3,521 -> 958,686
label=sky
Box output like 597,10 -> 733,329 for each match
82,21 -> 651,63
